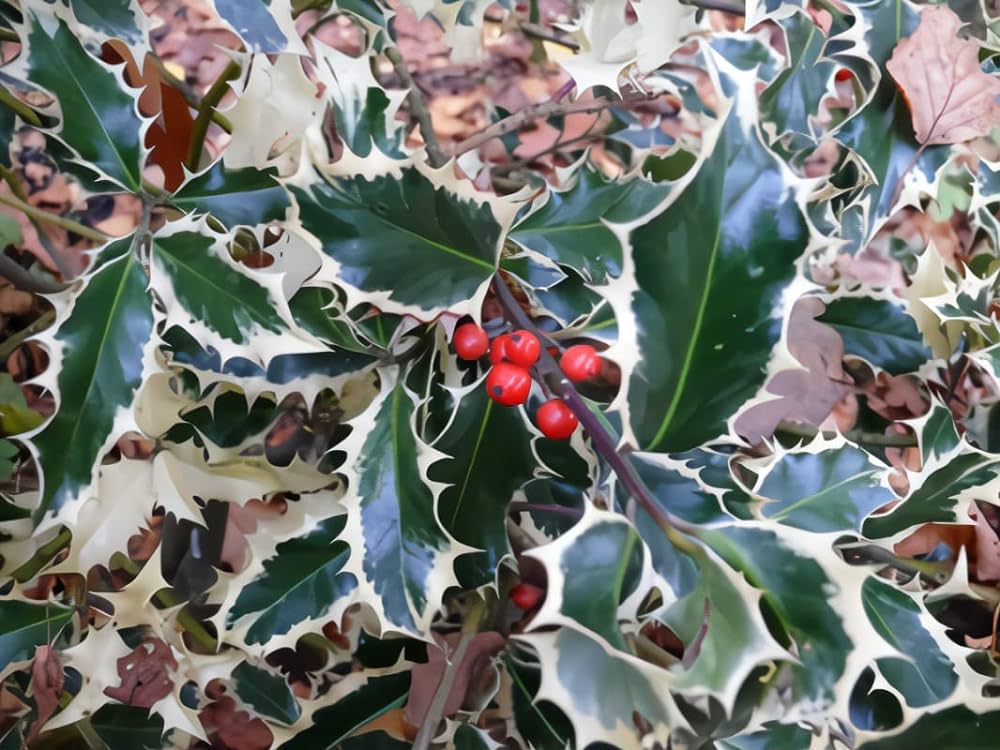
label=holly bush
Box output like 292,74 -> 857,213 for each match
1,0 -> 1000,747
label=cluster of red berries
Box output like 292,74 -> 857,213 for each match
452,322 -> 603,440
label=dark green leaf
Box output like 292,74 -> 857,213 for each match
818,297 -> 931,375
289,286 -> 379,354
291,167 -> 503,314
0,600 -> 72,672
171,161 -> 290,228
32,239 -> 152,523
232,661 -> 301,725
213,0 -> 290,53
228,515 -> 357,645
506,655 -> 575,750
181,390 -> 277,448
89,703 -> 165,749
858,705 -> 1000,749
717,722 -> 812,750
61,0 -> 147,45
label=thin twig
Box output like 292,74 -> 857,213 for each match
385,46 -> 448,168
185,60 -> 241,170
12,527 -> 72,583
0,254 -> 66,295
0,87 -> 42,127
0,308 -> 56,362
775,419 -> 918,448
0,193 -> 109,243
508,501 -> 583,519
149,55 -> 233,134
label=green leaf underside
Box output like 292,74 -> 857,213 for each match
818,298 -> 932,375
863,453 -> 1000,538
171,160 -> 290,227
0,600 -> 72,672
355,383 -> 451,633
508,167 -> 670,284
212,0 -> 288,53
33,241 -> 152,523
291,167 -> 501,312
232,661 -> 301,724
276,672 -> 409,750
702,525 -> 852,708
152,229 -> 286,345
65,0 -> 146,45
861,577 -> 957,707
758,445 -> 895,532
228,515 -> 357,645
24,12 -> 144,191
627,86 -> 809,452
428,385 -> 536,586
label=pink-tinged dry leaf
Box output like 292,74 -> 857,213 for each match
26,645 -> 63,745
104,638 -> 177,708
199,696 -> 273,750
887,5 -> 1000,145
972,501 -> 1000,583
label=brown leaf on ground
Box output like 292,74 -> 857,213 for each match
104,637 -> 178,708
26,646 -> 63,746
894,522 -> 976,561
972,501 -> 1000,582
860,371 -> 928,421
887,5 -> 1000,145
404,631 -> 506,727
199,695 -> 273,750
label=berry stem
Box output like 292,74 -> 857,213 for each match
491,275 -> 701,548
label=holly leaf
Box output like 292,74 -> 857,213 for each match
226,514 -> 357,646
0,600 -> 72,673
19,10 -> 146,191
209,0 -> 302,53
231,661 -> 301,725
818,295 -> 932,375
619,61 -> 810,451
857,705 -> 1000,749
887,5 -> 1000,145
32,238 -> 153,525
508,166 -> 670,285
88,704 -> 166,750
171,160 -> 290,228
61,0 -> 148,46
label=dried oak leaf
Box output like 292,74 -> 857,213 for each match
26,645 -> 63,745
103,637 -> 177,708
887,5 -> 1000,145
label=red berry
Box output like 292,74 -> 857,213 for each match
490,333 -> 511,364
504,329 -> 541,367
535,399 -> 578,440
486,363 -> 532,406
510,583 -> 544,610
560,344 -> 601,382
453,323 -> 488,360
835,68 -> 853,82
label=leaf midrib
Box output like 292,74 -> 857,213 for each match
449,397 -> 493,527
768,472 -> 874,523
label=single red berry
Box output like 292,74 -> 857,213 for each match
504,329 -> 541,367
510,582 -> 544,610
560,344 -> 601,382
486,363 -> 532,406
835,68 -> 853,82
453,323 -> 489,360
490,333 -> 511,364
535,399 -> 578,440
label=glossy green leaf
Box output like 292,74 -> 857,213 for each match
32,240 -> 152,524
171,161 -> 290,228
180,390 -> 277,448
232,660 -> 301,725
351,381 -> 453,633
276,672 -> 409,750
506,655 -> 575,750
818,297 -> 931,375
289,286 -> 378,354
227,515 -> 357,645
717,722 -> 812,750
760,11 -> 837,139
624,68 -> 809,451
428,383 -> 537,585
861,577 -> 957,707
454,724 -> 497,750
757,444 -> 895,532
211,0 -> 292,53
89,703 -> 165,750
858,705 -> 1000,749
914,401 -> 961,465
61,0 -> 147,45
508,166 -> 669,285
0,600 -> 72,672
23,12 -> 145,191
863,452 -> 999,538
291,166 -> 504,314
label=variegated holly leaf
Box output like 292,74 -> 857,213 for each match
17,8 -> 147,191
754,442 -> 896,533
427,381 -> 537,587
171,160 -> 290,228
292,161 -> 513,318
88,704 -> 166,750
717,723 -> 812,749
0,599 -> 73,672
231,660 -> 301,725
505,654 -> 575,749
31,237 -> 153,526
861,577 -> 958,707
760,10 -> 838,139
858,705 -> 1000,748
615,60 -> 811,452
863,451 -> 1000,538
288,286 -> 382,354
508,166 -> 670,285
226,514 -> 357,646
909,399 -> 961,467
61,0 -> 148,46
817,295 -> 932,375
208,0 -> 303,53
338,377 -> 458,635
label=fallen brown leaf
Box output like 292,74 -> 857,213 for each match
104,637 -> 177,708
26,645 -> 63,746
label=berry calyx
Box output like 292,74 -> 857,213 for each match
535,399 -> 578,440
486,363 -> 532,406
510,582 -> 544,610
453,323 -> 489,360
504,329 -> 541,367
560,344 -> 602,382
490,333 -> 511,364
